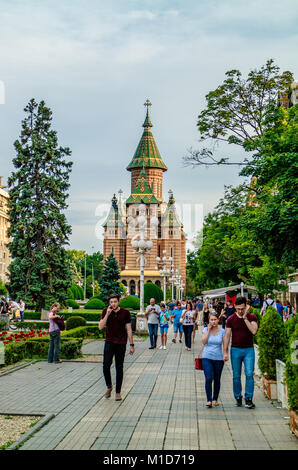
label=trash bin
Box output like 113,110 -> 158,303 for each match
130,311 -> 136,332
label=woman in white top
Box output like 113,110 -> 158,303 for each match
180,300 -> 196,351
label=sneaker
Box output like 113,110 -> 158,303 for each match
172,339 -> 176,343
179,339 -> 182,344
149,346 -> 155,349
159,345 -> 163,349
235,397 -> 242,407
245,398 -> 255,409
163,346 -> 167,350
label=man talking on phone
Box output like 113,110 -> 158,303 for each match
99,293 -> 135,401
145,298 -> 161,349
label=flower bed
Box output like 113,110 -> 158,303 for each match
0,328 -> 49,345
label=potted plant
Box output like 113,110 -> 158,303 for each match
257,306 -> 287,400
285,323 -> 298,436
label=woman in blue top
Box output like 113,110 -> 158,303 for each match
202,311 -> 227,408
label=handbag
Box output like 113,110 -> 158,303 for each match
195,330 -> 205,370
54,315 -> 65,331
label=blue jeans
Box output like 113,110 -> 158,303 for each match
20,311 -> 24,322
230,347 -> 255,400
202,358 -> 224,402
48,330 -> 61,363
183,325 -> 193,348
148,323 -> 158,347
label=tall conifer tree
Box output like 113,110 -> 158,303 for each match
7,99 -> 73,310
99,253 -> 122,304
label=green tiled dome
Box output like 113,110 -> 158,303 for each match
126,105 -> 167,172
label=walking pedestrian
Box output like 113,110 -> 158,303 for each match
99,293 -> 134,401
275,299 -> 284,319
223,296 -> 258,409
145,298 -> 161,349
192,305 -> 199,344
201,302 -> 211,327
0,296 -> 8,314
180,301 -> 195,350
219,299 -> 236,329
260,294 -> 276,315
171,301 -> 184,344
283,301 -> 293,321
159,303 -> 170,350
202,312 -> 226,408
48,302 -> 63,364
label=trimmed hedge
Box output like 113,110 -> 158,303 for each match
0,321 -> 7,331
144,282 -> 163,306
285,323 -> 298,411
119,296 -> 140,309
15,321 -> 49,330
66,316 -> 87,330
84,299 -> 105,310
24,311 -> 102,322
4,337 -> 83,365
65,299 -> 80,309
61,325 -> 105,339
257,306 -> 287,380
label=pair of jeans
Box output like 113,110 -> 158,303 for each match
230,347 -> 255,400
48,330 -> 61,363
20,311 -> 24,322
183,325 -> 193,348
148,323 -> 158,347
103,341 -> 127,394
202,358 -> 224,402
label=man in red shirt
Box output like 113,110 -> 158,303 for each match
99,293 -> 135,401
223,296 -> 258,409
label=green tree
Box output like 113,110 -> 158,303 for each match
184,59 -> 293,167
7,99 -> 73,310
98,253 -> 122,304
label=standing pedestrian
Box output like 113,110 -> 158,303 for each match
145,298 -> 161,349
192,305 -> 199,344
0,296 -> 8,314
99,293 -> 134,401
180,301 -> 195,350
223,296 -> 258,409
275,299 -> 284,320
202,312 -> 226,408
171,301 -> 184,344
48,302 -> 63,364
19,299 -> 25,322
159,303 -> 170,350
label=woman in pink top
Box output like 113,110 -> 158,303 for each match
48,302 -> 62,364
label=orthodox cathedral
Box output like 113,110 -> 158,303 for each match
103,101 -> 186,295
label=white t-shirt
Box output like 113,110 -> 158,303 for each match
262,299 -> 276,312
182,310 -> 195,326
146,304 -> 161,324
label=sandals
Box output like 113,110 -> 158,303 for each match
206,402 -> 212,408
115,394 -> 122,401
104,388 -> 113,398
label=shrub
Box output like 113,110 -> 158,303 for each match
24,312 -> 41,320
62,325 -> 105,339
65,299 -> 80,309
144,282 -> 163,306
250,307 -> 262,344
15,321 -> 49,330
257,306 -> 287,380
119,296 -> 140,309
0,321 -> 7,331
285,324 -> 298,411
285,314 -> 298,342
3,337 -> 83,365
84,298 -> 105,310
67,287 -> 74,299
66,316 -> 86,330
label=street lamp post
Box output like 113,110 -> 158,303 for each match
156,251 -> 173,303
84,253 -> 87,300
128,204 -> 158,332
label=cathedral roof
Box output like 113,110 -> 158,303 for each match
126,165 -> 159,204
161,190 -> 182,227
102,194 -> 125,227
126,100 -> 168,172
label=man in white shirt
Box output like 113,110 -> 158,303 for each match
145,298 -> 161,349
8,300 -> 21,320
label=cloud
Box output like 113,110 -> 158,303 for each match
0,0 -> 297,251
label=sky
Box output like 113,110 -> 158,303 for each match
0,0 -> 297,253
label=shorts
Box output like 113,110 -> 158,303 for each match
173,322 -> 183,334
160,325 -> 169,334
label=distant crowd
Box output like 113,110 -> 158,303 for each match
0,297 -> 26,321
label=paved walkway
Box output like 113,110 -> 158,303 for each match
0,327 -> 297,450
